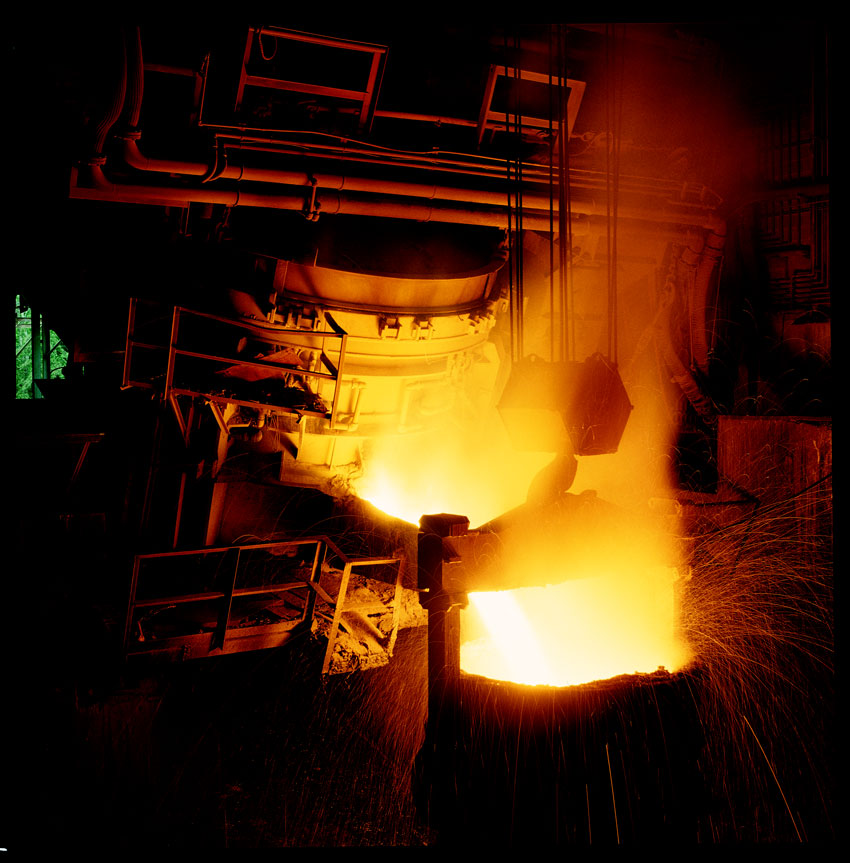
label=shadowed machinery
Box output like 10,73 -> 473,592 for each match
10,20 -> 832,848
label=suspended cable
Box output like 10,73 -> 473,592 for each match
504,32 -> 516,364
549,24 -> 568,363
505,31 -> 524,363
613,25 -> 626,365
605,24 -> 625,365
515,33 -> 524,363
548,29 -> 556,363
545,24 -> 576,364
561,25 -> 575,362
557,24 -> 568,363
605,25 -> 613,362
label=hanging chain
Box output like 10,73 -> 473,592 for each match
506,31 -> 524,364
549,24 -> 574,363
605,24 -> 626,366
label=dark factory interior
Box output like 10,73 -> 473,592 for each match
8,20 -> 833,848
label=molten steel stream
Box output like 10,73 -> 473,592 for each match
461,568 -> 690,687
354,430 -> 691,687
352,419 -> 552,529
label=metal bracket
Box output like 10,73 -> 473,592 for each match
412,317 -> 435,340
303,176 -> 321,221
476,64 -> 586,150
379,315 -> 402,339
466,310 -> 495,335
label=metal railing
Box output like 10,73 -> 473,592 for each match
123,299 -> 349,442
123,536 -> 404,670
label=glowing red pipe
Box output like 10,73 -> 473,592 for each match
118,133 -> 725,234
80,26 -> 726,240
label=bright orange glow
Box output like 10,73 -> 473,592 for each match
352,417 -> 552,528
461,567 -> 691,687
350,332 -> 693,688
462,590 -> 556,685
455,471 -> 693,686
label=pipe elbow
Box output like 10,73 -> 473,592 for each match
120,135 -> 210,178
121,135 -> 149,171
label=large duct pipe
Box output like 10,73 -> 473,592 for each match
114,125 -> 726,233
74,161 -> 727,242
79,27 -> 725,240
92,30 -> 127,158
123,25 -> 144,132
118,133 -> 725,232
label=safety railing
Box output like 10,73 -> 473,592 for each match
234,27 -> 387,132
123,299 -> 348,442
123,536 -> 404,669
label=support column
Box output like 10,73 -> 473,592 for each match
416,512 -> 470,843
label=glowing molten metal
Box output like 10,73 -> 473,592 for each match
351,374 -> 691,688
352,422 -> 552,528
461,567 -> 690,687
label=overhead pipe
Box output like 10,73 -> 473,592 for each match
123,25 -> 144,131
110,125 -> 727,234
119,27 -> 209,178
688,224 -> 727,374
82,27 -> 725,239
92,29 -> 128,158
76,160 -> 729,247
76,162 -> 304,211
118,132 -> 726,233
73,161 -> 545,229
114,28 -> 724,231
87,27 -> 726,421
213,132 -> 704,203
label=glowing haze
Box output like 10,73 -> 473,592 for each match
351,353 -> 692,687
353,402 -> 692,687
461,568 -> 690,687
352,414 -> 552,529
350,212 -> 698,687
